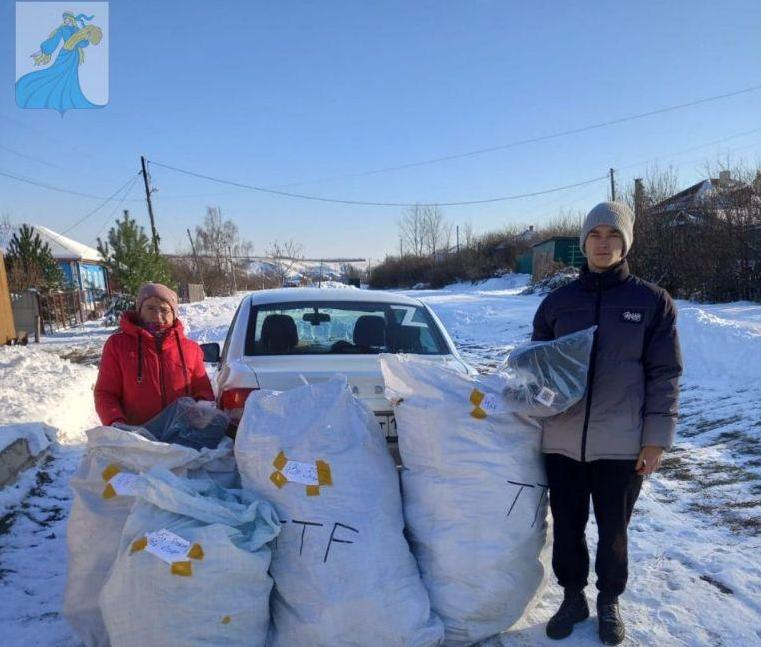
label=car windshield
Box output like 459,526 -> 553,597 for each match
245,301 -> 449,356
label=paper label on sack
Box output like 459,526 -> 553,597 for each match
109,472 -> 139,496
281,460 -> 319,485
536,387 -> 557,407
479,393 -> 511,415
145,529 -> 191,564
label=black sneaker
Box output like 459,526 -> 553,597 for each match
546,589 -> 590,640
597,596 -> 625,645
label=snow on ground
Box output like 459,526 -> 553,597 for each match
0,346 -> 99,645
1,276 -> 760,646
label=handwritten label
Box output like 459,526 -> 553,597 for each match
480,393 -> 510,415
145,529 -> 191,564
282,460 -> 319,486
535,387 -> 556,407
109,472 -> 139,496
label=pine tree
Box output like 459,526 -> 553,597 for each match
5,224 -> 64,292
97,212 -> 172,296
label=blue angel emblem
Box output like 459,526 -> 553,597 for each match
15,11 -> 105,114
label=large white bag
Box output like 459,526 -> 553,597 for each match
64,426 -> 237,647
99,468 -> 279,647
235,377 -> 444,647
380,337 -> 590,647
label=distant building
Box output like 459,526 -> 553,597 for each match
531,236 -> 584,280
31,225 -> 110,298
651,171 -> 761,226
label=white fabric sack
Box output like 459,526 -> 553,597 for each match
99,468 -> 279,647
235,377 -> 444,647
64,426 -> 236,647
379,354 -> 554,647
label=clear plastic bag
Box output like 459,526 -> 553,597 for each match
496,326 -> 596,418
136,398 -> 230,450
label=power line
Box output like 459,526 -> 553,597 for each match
0,167 -> 142,202
269,83 -> 761,187
90,177 -> 142,245
60,173 -> 142,235
149,159 -> 609,207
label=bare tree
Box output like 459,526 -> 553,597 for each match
193,207 -> 253,295
462,221 -> 476,249
398,205 -> 426,256
422,205 -> 447,256
266,238 -> 304,286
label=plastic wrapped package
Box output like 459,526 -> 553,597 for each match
379,330 -> 592,646
123,397 -> 230,451
497,326 -> 595,417
99,469 -> 279,647
235,377 -> 444,647
64,426 -> 236,647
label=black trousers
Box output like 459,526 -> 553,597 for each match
544,453 -> 643,599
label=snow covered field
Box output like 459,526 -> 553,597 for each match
1,276 -> 760,646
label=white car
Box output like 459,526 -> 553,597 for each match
201,287 -> 473,439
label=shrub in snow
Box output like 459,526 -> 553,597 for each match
522,267 -> 579,295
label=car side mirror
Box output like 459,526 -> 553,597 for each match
200,342 -> 221,364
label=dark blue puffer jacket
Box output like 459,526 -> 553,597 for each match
532,259 -> 683,461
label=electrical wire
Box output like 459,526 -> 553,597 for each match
148,159 -> 609,207
59,173 -> 142,235
0,168 -> 142,202
268,84 -> 761,187
90,176 -> 142,245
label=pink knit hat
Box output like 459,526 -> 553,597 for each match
136,283 -> 179,314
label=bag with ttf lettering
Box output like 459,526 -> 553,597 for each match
379,331 -> 591,647
235,377 -> 444,647
99,468 -> 279,647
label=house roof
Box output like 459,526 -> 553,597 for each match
653,178 -> 756,214
532,236 -> 579,248
32,225 -> 103,263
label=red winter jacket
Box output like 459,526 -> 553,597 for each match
94,312 -> 215,426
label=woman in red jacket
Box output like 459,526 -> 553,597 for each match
94,282 -> 215,427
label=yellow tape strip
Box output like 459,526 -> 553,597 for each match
272,451 -> 288,471
471,406 -> 487,419
316,460 -> 332,486
130,536 -> 147,554
270,471 -> 288,489
221,615 -> 232,624
171,561 -> 193,577
102,463 -> 121,482
470,389 -> 485,406
188,543 -> 205,560
102,483 -> 117,499
306,485 -> 320,496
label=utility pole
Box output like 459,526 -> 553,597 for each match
140,156 -> 160,255
186,228 -> 204,285
399,238 -> 403,258
318,259 -> 323,288
456,225 -> 460,253
227,246 -> 237,295
609,168 -> 617,202
634,178 -> 644,220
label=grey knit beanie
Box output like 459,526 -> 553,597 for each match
580,201 -> 635,257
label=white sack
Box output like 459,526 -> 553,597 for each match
379,354 -> 553,646
235,377 -> 444,647
99,468 -> 279,647
64,426 -> 236,647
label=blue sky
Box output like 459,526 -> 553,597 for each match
2,1 -> 760,260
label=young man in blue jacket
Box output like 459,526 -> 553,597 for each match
532,202 -> 683,645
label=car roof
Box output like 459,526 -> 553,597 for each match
243,287 -> 425,307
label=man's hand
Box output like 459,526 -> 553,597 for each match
636,445 -> 664,476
